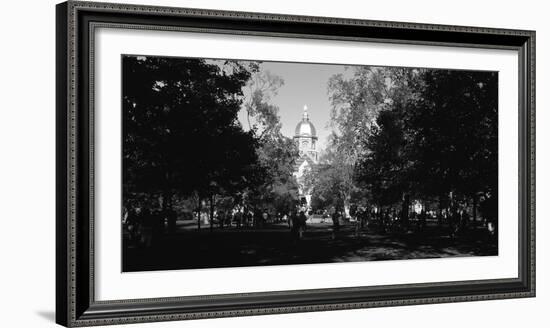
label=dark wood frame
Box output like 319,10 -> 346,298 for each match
56,1 -> 536,326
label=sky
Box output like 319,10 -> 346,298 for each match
237,60 -> 349,151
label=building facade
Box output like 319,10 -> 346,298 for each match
293,106 -> 318,208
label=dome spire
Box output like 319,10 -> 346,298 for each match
294,104 -> 317,137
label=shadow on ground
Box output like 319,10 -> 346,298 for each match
123,221 -> 497,272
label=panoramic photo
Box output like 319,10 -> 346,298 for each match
121,55 -> 499,272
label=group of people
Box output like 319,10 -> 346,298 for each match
123,199 -> 496,250
287,209 -> 308,242
345,204 -> 496,239
214,208 -> 274,229
124,207 -> 176,248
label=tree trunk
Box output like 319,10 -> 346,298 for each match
472,193 -> 478,221
438,194 -> 444,226
402,193 -> 410,225
197,196 -> 202,230
343,193 -> 350,219
210,194 -> 215,233
163,190 -> 175,232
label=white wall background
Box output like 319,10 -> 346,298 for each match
0,0 -> 546,327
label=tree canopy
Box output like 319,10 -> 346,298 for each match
123,57 -> 300,218
122,56 -> 259,209
326,66 -> 498,218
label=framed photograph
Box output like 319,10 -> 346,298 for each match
56,1 -> 535,326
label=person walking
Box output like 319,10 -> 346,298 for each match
298,211 -> 307,239
418,209 -> 427,231
449,208 -> 461,238
234,210 -> 242,228
262,209 -> 269,227
166,207 -> 177,233
126,207 -> 142,245
331,209 -> 340,240
140,208 -> 153,248
290,210 -> 301,243
218,210 -> 225,229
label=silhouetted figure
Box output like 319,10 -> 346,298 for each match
226,211 -> 232,227
460,210 -> 469,230
418,209 -> 427,231
380,210 -> 389,233
359,208 -> 368,229
126,207 -> 142,244
253,209 -> 262,228
449,209 -> 461,238
151,210 -> 164,247
218,211 -> 225,229
403,209 -> 414,232
166,208 -> 177,233
480,195 -> 498,240
243,209 -> 251,228
437,211 -> 444,226
331,210 -> 340,240
139,208 -> 153,247
262,209 -> 269,227
228,211 -> 235,228
234,210 -> 242,228
297,211 -> 307,238
290,210 -> 301,242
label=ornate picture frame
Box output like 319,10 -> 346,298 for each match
56,1 -> 535,326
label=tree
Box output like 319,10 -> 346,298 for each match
356,108 -> 409,208
404,70 -> 498,218
122,56 -> 260,229
243,69 -> 284,135
240,69 -> 301,214
352,67 -> 498,222
327,66 -> 422,214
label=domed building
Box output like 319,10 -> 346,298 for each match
293,105 -> 319,208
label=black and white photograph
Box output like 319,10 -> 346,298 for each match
122,55 -> 499,272
1,0 -> 544,326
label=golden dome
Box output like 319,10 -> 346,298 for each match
294,105 -> 317,137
